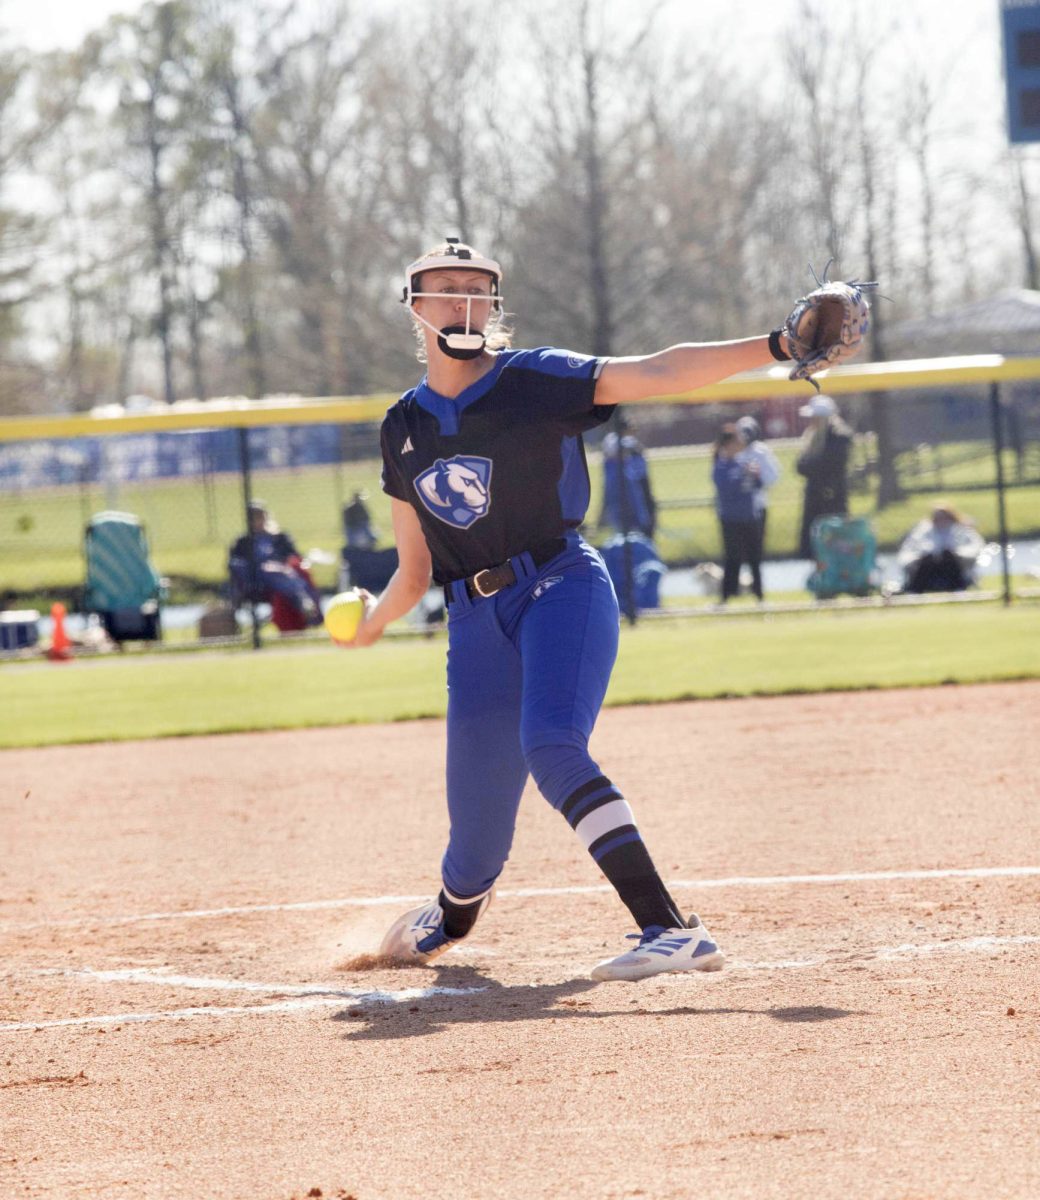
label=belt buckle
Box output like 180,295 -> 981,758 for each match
471,567 -> 500,598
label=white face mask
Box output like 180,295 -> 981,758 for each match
408,297 -> 493,359
401,241 -> 503,359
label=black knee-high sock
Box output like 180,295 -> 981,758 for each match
439,885 -> 491,939
559,775 -> 685,930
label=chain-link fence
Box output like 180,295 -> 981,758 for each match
1,358 -> 1038,652
613,375 -> 1040,608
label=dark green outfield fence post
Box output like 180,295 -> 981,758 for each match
238,427 -> 262,649
615,418 -> 638,627
989,382 -> 1012,608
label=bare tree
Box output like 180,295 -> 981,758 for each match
503,0 -> 675,355
83,0 -> 211,404
900,67 -> 940,311
0,42 -> 50,412
783,3 -> 906,506
33,53 -> 100,410
849,21 -> 902,505
645,71 -> 795,339
196,0 -> 289,397
402,5 -> 507,247
244,4 -> 382,395
783,6 -> 856,269
1010,153 -> 1040,291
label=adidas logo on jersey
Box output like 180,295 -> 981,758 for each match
401,436 -> 414,453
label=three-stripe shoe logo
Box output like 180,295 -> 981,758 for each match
590,915 -> 724,980
644,932 -> 702,958
411,905 -> 442,938
412,903 -> 451,956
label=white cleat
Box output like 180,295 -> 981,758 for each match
379,890 -> 493,964
591,913 -> 725,982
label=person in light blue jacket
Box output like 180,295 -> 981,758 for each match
736,415 -> 781,544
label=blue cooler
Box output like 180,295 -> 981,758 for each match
600,533 -> 666,611
0,610 -> 40,650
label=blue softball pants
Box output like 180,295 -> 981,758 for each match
440,535 -> 621,899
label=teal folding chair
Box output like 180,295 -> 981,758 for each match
807,516 -> 879,600
83,511 -> 164,643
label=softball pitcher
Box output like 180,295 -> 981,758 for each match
341,239 -> 871,981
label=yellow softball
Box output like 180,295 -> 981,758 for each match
323,589 -> 365,642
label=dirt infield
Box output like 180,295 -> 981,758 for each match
3,682 -> 1039,1200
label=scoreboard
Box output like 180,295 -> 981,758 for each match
1004,1 -> 1040,142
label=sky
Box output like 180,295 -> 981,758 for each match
2,0 -> 129,49
5,0 -> 403,49
0,0 -> 1004,62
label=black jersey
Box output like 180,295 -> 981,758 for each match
380,347 -> 614,585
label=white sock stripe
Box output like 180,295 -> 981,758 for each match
440,883 -> 492,907
572,798 -> 637,850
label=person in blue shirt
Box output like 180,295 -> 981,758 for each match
333,238 -> 852,982
712,423 -> 764,602
598,417 -> 657,539
228,500 -> 322,626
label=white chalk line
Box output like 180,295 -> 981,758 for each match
727,933 -> 1040,972
32,966 -> 470,998
3,865 -> 1038,935
0,998 -> 357,1032
4,932 -> 1038,1034
0,970 -> 487,1033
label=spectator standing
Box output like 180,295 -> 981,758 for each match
795,394 -> 852,558
712,423 -> 764,602
735,415 -> 781,545
598,418 -> 657,539
343,489 -> 378,549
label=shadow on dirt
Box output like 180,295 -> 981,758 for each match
330,964 -> 863,1041
767,1005 -> 862,1022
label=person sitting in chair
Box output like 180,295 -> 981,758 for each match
228,500 -> 323,629
898,503 -> 985,594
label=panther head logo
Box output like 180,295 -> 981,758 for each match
413,455 -> 492,528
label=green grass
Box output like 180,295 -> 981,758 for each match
2,602 -> 1037,749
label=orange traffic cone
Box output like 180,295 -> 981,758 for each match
47,602 -> 73,661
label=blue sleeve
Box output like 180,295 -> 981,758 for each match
507,347 -> 603,381
503,347 -> 613,432
713,459 -> 737,511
